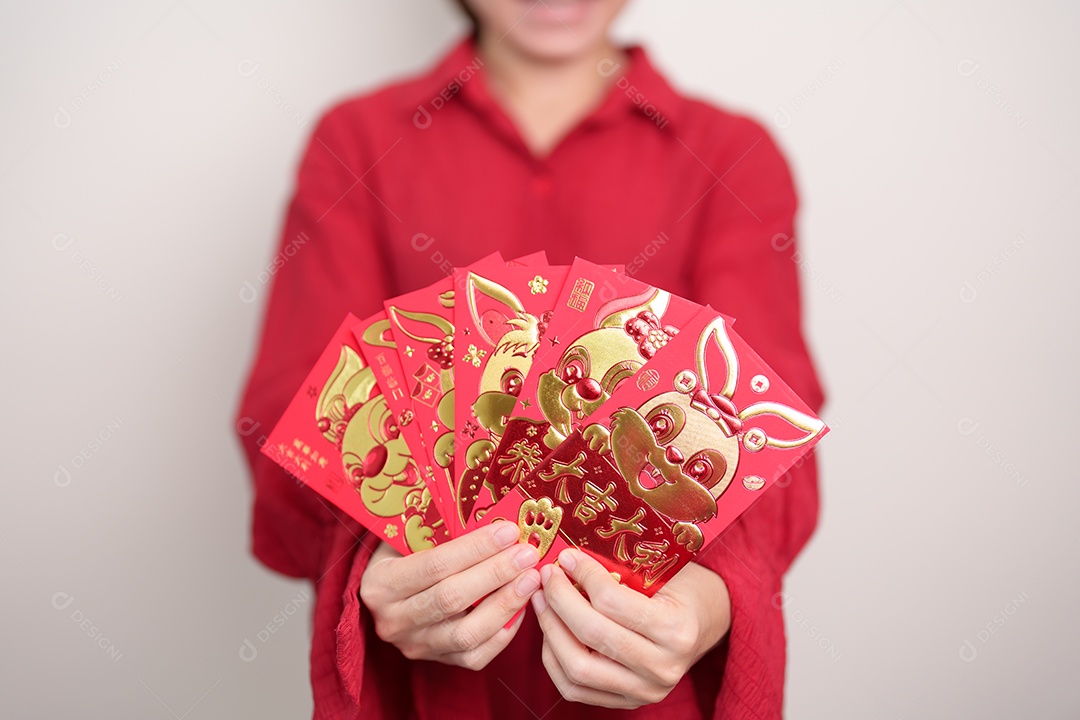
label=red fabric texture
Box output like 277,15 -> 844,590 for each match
235,35 -> 824,720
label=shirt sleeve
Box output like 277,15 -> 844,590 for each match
235,100 -> 395,580
234,102 -> 397,714
682,117 -> 825,718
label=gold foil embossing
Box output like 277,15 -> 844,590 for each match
518,497 -> 562,557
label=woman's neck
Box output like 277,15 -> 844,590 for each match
476,34 -> 629,157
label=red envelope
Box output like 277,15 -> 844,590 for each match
451,264 -> 571,529
383,253 -> 547,536
352,311 -> 453,535
470,257 -> 706,530
505,250 -> 548,266
481,306 -> 827,595
260,315 -> 450,555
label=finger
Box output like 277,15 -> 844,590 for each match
542,637 -> 639,709
381,521 -> 522,598
540,563 -> 653,671
409,542 -> 540,622
533,593 -> 644,708
428,568 -> 541,656
358,541 -> 404,610
556,548 -> 660,639
440,582 -> 533,670
364,540 -> 402,575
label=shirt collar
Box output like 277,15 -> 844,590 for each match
403,35 -> 682,133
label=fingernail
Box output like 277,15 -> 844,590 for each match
516,571 -> 540,596
558,549 -> 577,572
539,564 -> 552,584
514,544 -> 539,570
531,590 -> 547,614
493,522 -> 519,548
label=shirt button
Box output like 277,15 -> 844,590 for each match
531,175 -> 553,197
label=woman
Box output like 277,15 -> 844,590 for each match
236,1 -> 824,717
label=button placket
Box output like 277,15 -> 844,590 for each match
530,173 -> 553,197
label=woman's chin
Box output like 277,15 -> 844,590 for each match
495,0 -> 621,62
523,0 -> 597,27
504,31 -> 602,62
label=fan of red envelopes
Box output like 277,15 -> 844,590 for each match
262,253 -> 827,595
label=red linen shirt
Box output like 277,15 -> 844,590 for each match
236,35 -> 824,720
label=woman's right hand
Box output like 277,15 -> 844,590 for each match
359,521 -> 541,670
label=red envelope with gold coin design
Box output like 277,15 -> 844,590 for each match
258,255 -> 828,581
260,315 -> 449,555
470,257 -> 707,531
451,264 -> 571,529
480,305 -> 827,594
352,311 -> 454,543
383,253 -> 548,537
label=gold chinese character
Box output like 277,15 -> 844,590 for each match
566,278 -> 595,312
538,451 -> 586,482
497,439 -> 544,485
573,481 -> 617,524
597,508 -> 646,539
630,539 -> 678,589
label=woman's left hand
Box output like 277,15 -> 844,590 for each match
532,547 -> 731,709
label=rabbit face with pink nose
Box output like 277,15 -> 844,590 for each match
537,289 -> 679,449
585,316 -> 824,551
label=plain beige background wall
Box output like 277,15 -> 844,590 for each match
3,1 -> 1077,717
